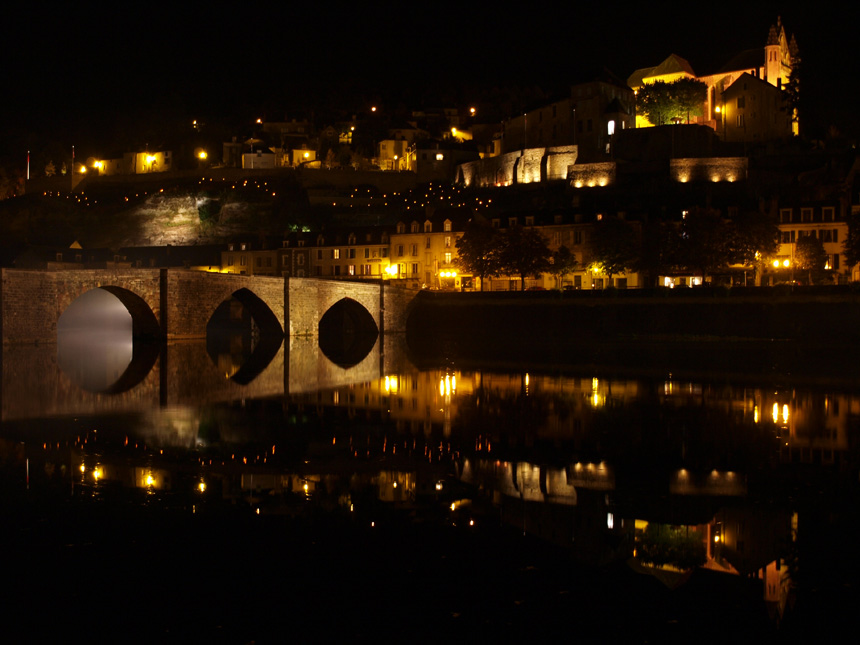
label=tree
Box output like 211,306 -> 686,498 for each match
675,208 -> 734,282
587,217 -> 639,284
843,213 -> 860,270
795,235 -> 827,285
673,77 -> 707,124
455,218 -> 502,292
637,78 -> 707,126
497,225 -> 551,290
548,245 -> 577,289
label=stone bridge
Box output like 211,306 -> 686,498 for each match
0,269 -> 418,344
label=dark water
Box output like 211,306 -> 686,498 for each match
2,328 -> 859,643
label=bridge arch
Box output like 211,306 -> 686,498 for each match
59,285 -> 161,341
57,287 -> 161,393
318,297 -> 379,367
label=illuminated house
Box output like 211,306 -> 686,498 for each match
390,217 -> 465,289
86,151 -> 173,175
628,17 -> 797,134
309,229 -> 393,279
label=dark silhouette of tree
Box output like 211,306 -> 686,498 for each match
676,208 -> 734,282
843,213 -> 860,269
795,235 -> 827,285
548,245 -> 577,289
497,225 -> 551,290
731,209 -> 780,284
455,218 -> 502,292
587,217 -> 639,284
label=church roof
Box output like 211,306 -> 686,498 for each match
628,54 -> 696,88
715,48 -> 763,76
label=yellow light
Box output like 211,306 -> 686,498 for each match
94,160 -> 103,169
393,482 -> 397,488
146,474 -> 154,487
714,535 -> 720,543
146,155 -> 156,164
782,404 -> 789,424
79,165 -> 86,173
773,260 -> 780,268
198,151 -> 207,160
80,463 -> 86,473
93,468 -> 102,481
783,259 -> 790,267
773,402 -> 779,423
198,481 -> 206,493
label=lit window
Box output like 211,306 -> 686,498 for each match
436,153 -> 444,161
607,120 -> 615,135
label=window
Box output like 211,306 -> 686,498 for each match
823,207 -> 835,222
424,221 -> 432,232
607,120 -> 615,135
411,221 -> 419,233
426,236 -> 431,249
444,236 -> 451,248
317,250 -> 323,260
444,252 -> 452,264
334,265 -> 341,276
737,114 -> 745,127
364,248 -> 370,258
508,217 -> 517,227
332,249 -> 340,259
397,222 -> 405,233
364,264 -> 372,275
574,231 -> 582,245
525,216 -> 534,226
348,265 -> 355,276
397,245 -> 404,257
436,153 -> 444,161
780,208 -> 792,223
348,248 -> 355,259
411,244 -> 418,256
801,208 -> 813,223
737,96 -> 745,109
255,257 -> 262,267
411,263 -> 419,275
297,255 -> 305,266
240,256 -> 247,266
443,220 -> 452,232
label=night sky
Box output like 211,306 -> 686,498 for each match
3,2 -> 855,163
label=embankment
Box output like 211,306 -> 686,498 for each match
405,287 -> 860,385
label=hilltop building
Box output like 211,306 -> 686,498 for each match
628,17 -> 798,136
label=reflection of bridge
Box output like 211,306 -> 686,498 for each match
0,269 -> 418,344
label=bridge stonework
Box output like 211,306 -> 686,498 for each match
1,269 -> 417,344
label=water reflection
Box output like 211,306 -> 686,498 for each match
3,341 -> 860,639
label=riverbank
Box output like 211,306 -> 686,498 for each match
405,288 -> 860,385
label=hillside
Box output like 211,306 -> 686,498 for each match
0,173 -> 312,250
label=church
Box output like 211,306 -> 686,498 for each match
627,17 -> 798,138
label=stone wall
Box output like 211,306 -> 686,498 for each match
670,157 -> 748,183
569,162 -> 616,188
458,146 -> 578,187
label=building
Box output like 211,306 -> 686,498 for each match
628,17 -> 798,135
718,73 -> 793,143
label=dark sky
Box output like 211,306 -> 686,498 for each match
3,2 -> 854,161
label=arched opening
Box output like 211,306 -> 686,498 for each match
57,287 -> 160,393
206,288 -> 284,384
318,297 -> 379,367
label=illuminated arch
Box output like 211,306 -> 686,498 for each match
57,287 -> 161,393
